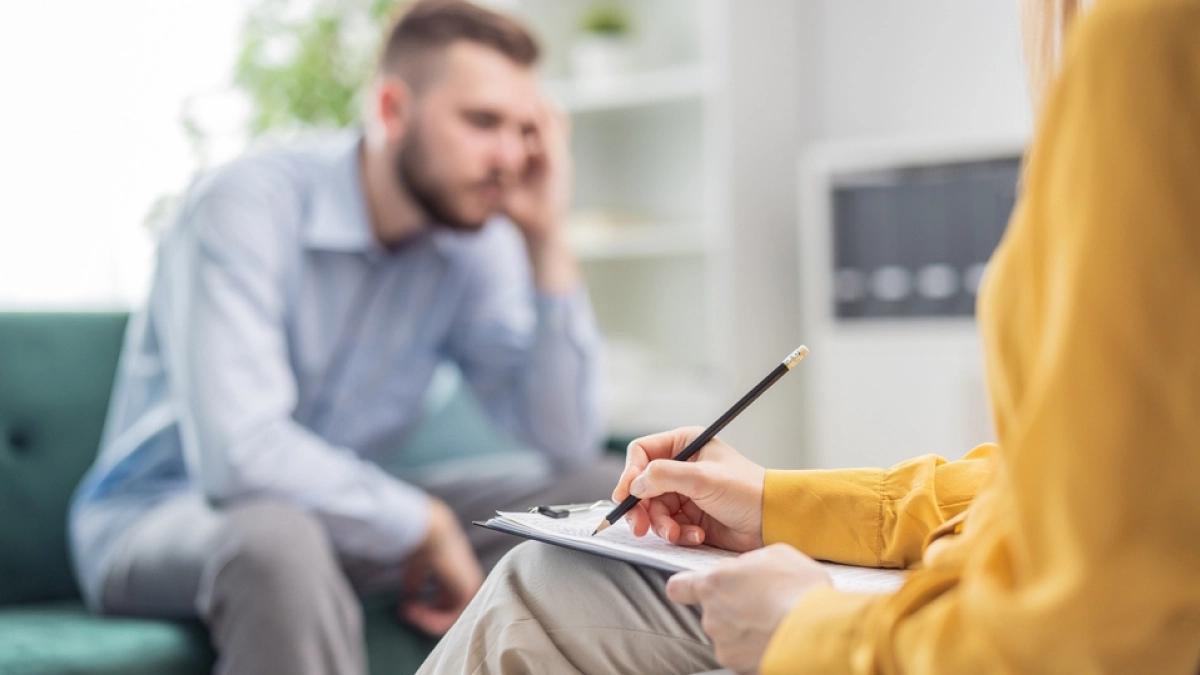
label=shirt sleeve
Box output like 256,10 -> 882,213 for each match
761,3 -> 1200,673
762,445 -> 993,568
163,172 -> 430,565
445,221 -> 603,469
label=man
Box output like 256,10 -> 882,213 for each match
69,1 -> 620,672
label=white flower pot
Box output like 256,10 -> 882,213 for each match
569,34 -> 635,82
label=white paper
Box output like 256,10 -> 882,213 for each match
491,505 -> 906,594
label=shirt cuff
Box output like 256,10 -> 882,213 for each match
331,474 -> 432,564
760,586 -> 881,675
764,468 -> 886,567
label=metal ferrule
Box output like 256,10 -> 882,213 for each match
783,345 -> 810,370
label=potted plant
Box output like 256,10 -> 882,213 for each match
569,1 -> 636,82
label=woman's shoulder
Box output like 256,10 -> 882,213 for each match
1073,0 -> 1199,58
1051,0 -> 1200,133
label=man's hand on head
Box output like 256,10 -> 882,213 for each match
503,95 -> 571,240
502,96 -> 582,294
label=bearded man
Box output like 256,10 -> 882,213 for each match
69,2 -> 618,672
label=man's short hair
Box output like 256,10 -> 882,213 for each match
378,0 -> 541,88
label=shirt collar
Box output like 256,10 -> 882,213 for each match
303,130 -> 498,260
304,130 -> 378,254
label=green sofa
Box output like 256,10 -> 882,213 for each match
0,312 -> 444,674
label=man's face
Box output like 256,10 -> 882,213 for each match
394,41 -> 540,231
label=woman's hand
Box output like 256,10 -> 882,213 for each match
667,544 -> 832,674
613,427 -> 766,552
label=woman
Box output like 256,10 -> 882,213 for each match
418,0 -> 1200,672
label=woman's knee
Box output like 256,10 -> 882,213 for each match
496,541 -> 626,586
495,541 -> 666,615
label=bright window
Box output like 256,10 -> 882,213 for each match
0,0 -> 250,308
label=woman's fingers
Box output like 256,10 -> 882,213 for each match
626,501 -> 652,537
630,458 -> 710,502
628,427 -> 705,463
680,498 -> 706,524
629,494 -> 698,543
617,427 -> 715,502
676,522 -> 706,546
648,497 -> 681,543
613,459 -> 642,502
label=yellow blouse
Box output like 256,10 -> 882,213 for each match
760,0 -> 1200,672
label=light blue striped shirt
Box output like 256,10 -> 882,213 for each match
69,132 -> 602,608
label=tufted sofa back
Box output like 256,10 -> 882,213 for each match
0,312 -> 128,604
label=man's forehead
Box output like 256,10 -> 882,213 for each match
428,41 -> 539,116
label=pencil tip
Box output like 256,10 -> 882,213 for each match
591,520 -> 611,536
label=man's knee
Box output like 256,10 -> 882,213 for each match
223,500 -> 335,575
209,499 -> 358,623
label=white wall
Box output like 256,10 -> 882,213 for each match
815,1 -> 1032,142
803,2 -> 1033,470
724,0 -> 1033,469
717,0 -> 816,466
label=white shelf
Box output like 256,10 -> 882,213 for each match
520,0 -> 733,442
545,63 -> 713,113
564,214 -> 705,260
568,221 -> 709,261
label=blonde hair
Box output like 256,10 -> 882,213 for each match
1020,0 -> 1087,108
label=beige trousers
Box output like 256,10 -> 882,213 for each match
417,542 -> 729,675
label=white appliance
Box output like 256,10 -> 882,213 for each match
797,136 -> 1025,470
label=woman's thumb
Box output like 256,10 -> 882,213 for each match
629,459 -> 708,500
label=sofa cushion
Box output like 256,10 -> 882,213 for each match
0,313 -> 128,604
0,601 -> 212,675
0,598 -> 437,675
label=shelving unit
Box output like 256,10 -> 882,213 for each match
565,216 -> 709,261
545,63 -> 713,113
497,0 -> 732,438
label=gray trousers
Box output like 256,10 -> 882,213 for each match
416,542 -> 727,675
99,453 -> 624,675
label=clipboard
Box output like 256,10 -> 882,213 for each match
475,510 -> 703,574
475,502 -> 909,594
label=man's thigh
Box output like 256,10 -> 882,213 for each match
101,493 -> 351,618
100,493 -> 232,618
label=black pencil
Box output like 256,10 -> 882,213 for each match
592,345 -> 810,536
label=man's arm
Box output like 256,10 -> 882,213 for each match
445,220 -> 602,469
449,100 -> 603,468
162,174 -> 430,564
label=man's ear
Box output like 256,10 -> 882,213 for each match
367,75 -> 411,144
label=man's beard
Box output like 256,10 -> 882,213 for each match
394,129 -> 490,232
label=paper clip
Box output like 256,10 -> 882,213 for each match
529,500 -> 610,519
